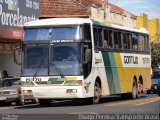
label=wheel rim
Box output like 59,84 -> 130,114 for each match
137,81 -> 142,98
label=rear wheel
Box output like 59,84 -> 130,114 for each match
129,80 -> 137,99
137,80 -> 143,98
39,99 -> 52,107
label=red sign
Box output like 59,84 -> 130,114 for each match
0,28 -> 23,40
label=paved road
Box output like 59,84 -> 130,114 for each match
0,94 -> 159,120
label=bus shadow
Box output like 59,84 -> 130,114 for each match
100,94 -> 148,104
15,94 -> 148,109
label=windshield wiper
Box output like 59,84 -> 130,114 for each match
33,56 -> 44,79
50,61 -> 64,78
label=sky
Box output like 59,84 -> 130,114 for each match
107,0 -> 160,19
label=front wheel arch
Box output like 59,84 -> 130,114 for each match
85,77 -> 102,104
92,77 -> 102,104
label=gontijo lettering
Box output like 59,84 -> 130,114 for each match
124,56 -> 138,64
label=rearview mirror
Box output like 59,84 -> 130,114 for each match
84,45 -> 91,64
14,48 -> 21,65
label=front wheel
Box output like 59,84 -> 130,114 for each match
93,82 -> 101,104
84,81 -> 101,104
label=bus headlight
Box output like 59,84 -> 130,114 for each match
64,80 -> 82,86
23,90 -> 32,94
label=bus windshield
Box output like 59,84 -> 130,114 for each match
22,43 -> 82,76
50,43 -> 82,76
24,26 -> 80,40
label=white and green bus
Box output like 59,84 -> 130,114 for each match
20,18 -> 151,106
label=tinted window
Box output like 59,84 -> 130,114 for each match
131,34 -> 138,51
22,44 -> 49,76
93,27 -> 103,47
108,30 -> 113,48
104,30 -> 109,48
93,28 -> 98,46
144,35 -> 150,52
123,33 -> 131,50
24,26 -> 80,40
118,32 -> 122,49
83,25 -> 91,40
138,35 -> 145,51
113,31 -> 118,49
152,71 -> 160,79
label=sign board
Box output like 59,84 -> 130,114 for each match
0,0 -> 39,40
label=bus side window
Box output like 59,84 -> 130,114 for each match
93,28 -> 98,47
83,25 -> 91,40
108,30 -> 113,48
104,30 -> 109,48
138,35 -> 145,52
98,29 -> 103,47
113,31 -> 119,49
118,32 -> 122,49
123,33 -> 131,50
93,27 -> 103,48
132,34 -> 138,51
144,35 -> 149,52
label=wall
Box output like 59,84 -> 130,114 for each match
89,5 -> 136,28
0,53 -> 21,77
104,4 -> 136,28
90,6 -> 104,21
136,13 -> 160,42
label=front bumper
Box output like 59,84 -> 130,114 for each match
21,86 -> 86,99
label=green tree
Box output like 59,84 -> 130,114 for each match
151,33 -> 160,69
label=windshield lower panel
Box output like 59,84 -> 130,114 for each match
22,43 -> 82,76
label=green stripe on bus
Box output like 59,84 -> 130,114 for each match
102,52 -> 121,94
110,53 -> 121,93
102,52 -> 115,94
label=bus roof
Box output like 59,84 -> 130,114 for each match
24,18 -> 148,34
24,18 -> 92,26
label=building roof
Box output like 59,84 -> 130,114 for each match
39,0 -> 104,18
40,0 -> 136,19
40,0 -> 90,18
108,3 -> 136,19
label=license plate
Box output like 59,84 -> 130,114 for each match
0,97 -> 6,100
24,95 -> 33,99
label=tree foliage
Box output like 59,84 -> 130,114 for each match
151,33 -> 160,69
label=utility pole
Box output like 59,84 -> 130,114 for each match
104,0 -> 108,21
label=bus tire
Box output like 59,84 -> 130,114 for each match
129,80 -> 137,99
137,79 -> 143,98
93,81 -> 101,104
84,81 -> 101,104
39,99 -> 52,107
